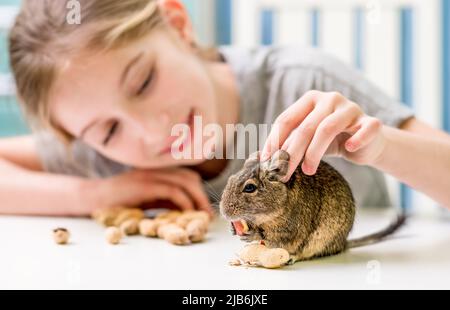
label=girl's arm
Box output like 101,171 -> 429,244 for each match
261,91 -> 450,209
0,135 -> 88,216
0,156 -> 92,216
372,119 -> 450,207
0,136 -> 212,216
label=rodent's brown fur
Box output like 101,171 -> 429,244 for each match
220,150 -> 406,264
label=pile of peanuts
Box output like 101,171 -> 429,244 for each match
91,207 -> 211,245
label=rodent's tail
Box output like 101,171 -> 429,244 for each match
346,212 -> 408,249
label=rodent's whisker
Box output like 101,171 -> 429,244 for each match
202,180 -> 221,202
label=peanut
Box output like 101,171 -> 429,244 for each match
175,211 -> 210,228
113,208 -> 145,227
120,218 -> 140,236
186,218 -> 208,242
92,207 -> 123,227
157,223 -> 190,245
105,227 -> 122,245
258,248 -> 290,269
237,243 -> 290,269
53,228 -> 70,245
139,218 -> 170,237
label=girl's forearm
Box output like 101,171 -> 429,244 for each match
0,158 -> 94,216
372,125 -> 450,208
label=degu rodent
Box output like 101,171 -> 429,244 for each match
220,150 -> 406,266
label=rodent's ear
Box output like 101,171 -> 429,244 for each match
266,150 -> 290,181
244,151 -> 260,168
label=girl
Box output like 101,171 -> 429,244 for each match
1,0 -> 449,217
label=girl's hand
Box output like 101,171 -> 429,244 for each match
261,90 -> 385,182
83,167 -> 213,216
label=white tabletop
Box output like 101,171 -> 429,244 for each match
1,209 -> 449,290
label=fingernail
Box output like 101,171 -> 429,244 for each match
302,162 -> 313,175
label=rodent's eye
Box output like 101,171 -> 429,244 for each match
243,183 -> 257,193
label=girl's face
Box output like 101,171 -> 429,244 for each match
49,27 -> 220,168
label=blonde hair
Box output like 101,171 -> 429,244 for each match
9,0 -> 219,143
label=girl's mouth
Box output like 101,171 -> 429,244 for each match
159,109 -> 195,156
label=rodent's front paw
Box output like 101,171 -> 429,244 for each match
287,257 -> 297,265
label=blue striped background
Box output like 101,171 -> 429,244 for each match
261,9 -> 274,45
400,8 -> 414,210
443,0 -> 450,133
215,0 -> 232,45
311,9 -> 320,47
0,0 -> 28,137
354,7 -> 364,70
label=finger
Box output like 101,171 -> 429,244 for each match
174,169 -> 213,213
260,91 -> 319,161
105,170 -> 195,211
129,180 -> 194,210
147,184 -> 195,211
344,116 -> 382,152
150,169 -> 212,214
302,106 -> 360,175
126,174 -> 195,211
281,104 -> 333,181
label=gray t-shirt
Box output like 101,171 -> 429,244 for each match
34,46 -> 415,208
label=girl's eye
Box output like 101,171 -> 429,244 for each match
103,121 -> 119,146
243,183 -> 257,193
136,68 -> 155,96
